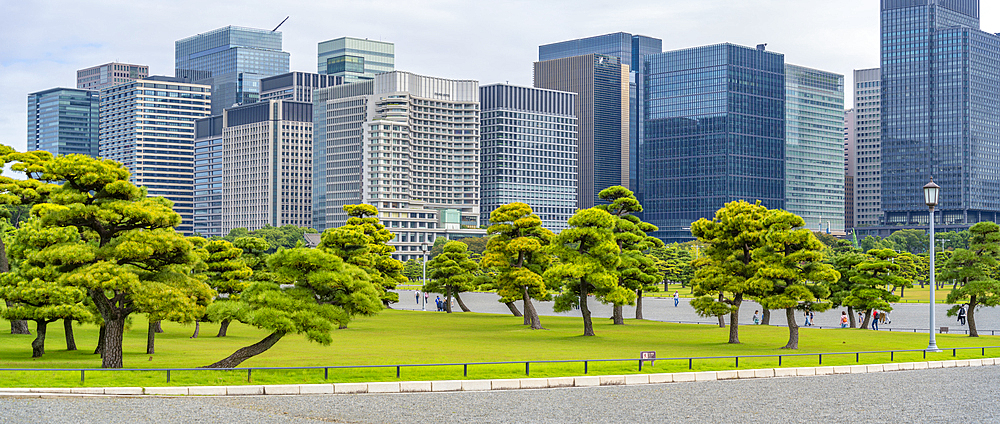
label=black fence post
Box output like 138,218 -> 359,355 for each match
688,358 -> 693,370
81,370 -> 85,384
890,351 -> 894,361
856,353 -> 859,363
584,361 -> 588,374
525,362 -> 530,376
324,368 -> 328,380
953,349 -> 957,357
166,369 -> 170,383
735,356 -> 739,367
638,360 -> 642,372
247,369 -> 252,383
778,356 -> 782,366
396,366 -> 401,379
463,364 -> 467,377
819,354 -> 822,365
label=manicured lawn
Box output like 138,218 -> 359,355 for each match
0,310 -> 996,388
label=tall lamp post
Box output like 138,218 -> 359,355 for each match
924,179 -> 941,352
421,243 -> 429,311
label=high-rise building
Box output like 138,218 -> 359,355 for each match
175,26 -> 290,115
317,37 -> 394,84
534,54 -> 629,210
881,0 -> 1000,229
784,64 -> 846,234
312,71 -> 484,261
260,71 -> 342,103
99,76 -> 212,235
27,88 -> 99,157
221,100 -> 313,233
643,43 -> 786,243
539,32 -> 661,193
77,62 -> 149,91
845,108 -> 856,230
194,115 -> 223,237
852,68 -> 882,230
480,83 -> 578,231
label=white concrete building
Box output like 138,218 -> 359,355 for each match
313,71 -> 484,261
221,100 -> 313,233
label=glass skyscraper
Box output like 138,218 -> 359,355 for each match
317,37 -> 394,84
784,64 -> 845,234
193,115 -> 223,237
534,54 -> 629,210
643,44 -> 786,242
881,0 -> 1000,228
480,83 -> 578,231
539,32 -> 661,193
27,88 -> 99,157
175,26 -> 290,115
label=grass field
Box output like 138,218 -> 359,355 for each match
3,310 -> 993,388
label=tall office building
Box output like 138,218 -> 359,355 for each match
845,108 -> 856,230
881,0 -> 1000,229
480,83 -> 578,231
194,115 -> 223,237
99,76 -> 212,235
221,100 -> 313,233
175,26 -> 290,115
539,32 -> 661,193
312,71 -> 484,260
534,54 -> 629,210
27,88 -> 99,157
261,71 -> 342,103
784,64 -> 846,234
317,37 -> 394,84
77,62 -> 149,91
852,68 -> 882,230
643,44 -> 786,242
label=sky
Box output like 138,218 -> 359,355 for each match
2,0 -> 998,152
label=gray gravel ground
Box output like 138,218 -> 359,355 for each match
3,366 -> 1000,423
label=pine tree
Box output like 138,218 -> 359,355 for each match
425,241 -> 479,313
482,203 -> 554,329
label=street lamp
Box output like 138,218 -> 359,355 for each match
421,243 -> 429,311
924,179 -> 941,352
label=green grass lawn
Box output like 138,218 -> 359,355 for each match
0,310 -> 996,388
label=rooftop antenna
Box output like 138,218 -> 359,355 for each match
272,16 -> 289,32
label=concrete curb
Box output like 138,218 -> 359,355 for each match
2,357 -> 996,397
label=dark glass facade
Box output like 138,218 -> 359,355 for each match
539,32 -> 662,194
643,44 -> 786,242
27,88 -> 99,157
194,115 -> 223,237
881,0 -> 1000,226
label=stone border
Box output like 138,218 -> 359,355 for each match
1,358 -> 995,397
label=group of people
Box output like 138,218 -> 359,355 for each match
414,291 -> 450,312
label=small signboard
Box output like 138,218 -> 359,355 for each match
640,351 -> 656,366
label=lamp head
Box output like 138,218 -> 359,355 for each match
923,179 -> 940,207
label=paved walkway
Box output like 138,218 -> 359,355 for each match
2,365 -> 998,423
399,290 -> 1000,332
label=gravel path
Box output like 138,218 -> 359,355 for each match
398,290 -> 1000,333
3,366 -> 999,423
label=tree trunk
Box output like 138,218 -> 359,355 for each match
146,321 -> 156,355
445,287 -> 453,314
761,309 -> 771,326
203,331 -> 286,368
969,296 -> 979,337
94,325 -> 105,356
847,306 -> 857,328
63,319 -> 76,351
728,296 -> 742,344
900,286 -> 905,298
454,292 -> 471,312
635,290 -> 643,320
522,286 -> 542,330
782,308 -> 799,349
101,318 -> 125,368
580,286 -> 594,336
190,320 -> 200,338
860,308 -> 872,330
31,320 -> 49,358
612,304 -> 624,325
153,321 -> 163,333
5,300 -> 30,335
522,292 -> 531,325
717,315 -> 726,328
217,319 -> 231,337
505,302 -> 522,317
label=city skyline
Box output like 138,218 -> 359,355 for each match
9,0 -> 993,153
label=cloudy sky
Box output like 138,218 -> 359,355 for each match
3,0 -> 998,152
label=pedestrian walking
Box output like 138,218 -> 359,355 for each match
871,310 -> 879,330
425,293 -> 429,303
753,310 -> 760,325
958,304 -> 968,325
673,291 -> 680,307
415,291 -> 420,304
840,311 -> 849,328
858,311 -> 864,325
435,296 -> 442,312
804,311 -> 811,327
809,311 -> 815,326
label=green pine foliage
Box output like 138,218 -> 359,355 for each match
425,241 -> 479,313
943,222 -> 1000,336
